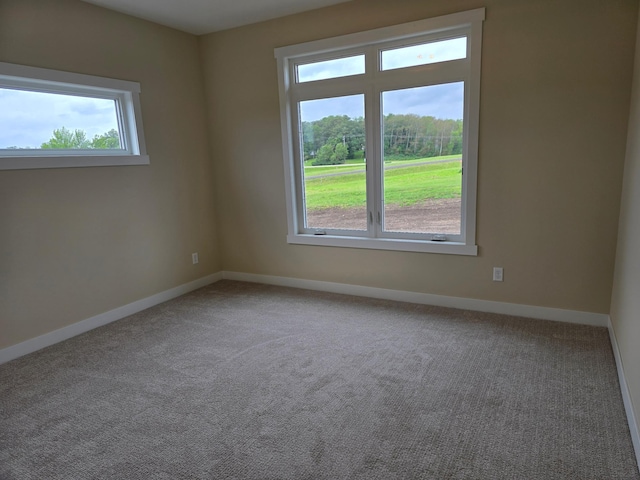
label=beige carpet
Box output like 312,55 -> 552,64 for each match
1,280 -> 638,479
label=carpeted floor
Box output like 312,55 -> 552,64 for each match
1,280 -> 638,479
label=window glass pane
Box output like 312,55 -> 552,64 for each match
297,55 -> 365,83
381,82 -> 464,235
299,94 -> 367,230
0,88 -> 121,150
381,37 -> 467,71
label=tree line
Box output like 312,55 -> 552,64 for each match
302,114 -> 463,165
40,127 -> 120,150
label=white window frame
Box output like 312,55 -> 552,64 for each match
275,8 -> 484,255
0,62 -> 149,170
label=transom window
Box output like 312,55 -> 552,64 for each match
275,9 -> 483,255
0,62 -> 148,170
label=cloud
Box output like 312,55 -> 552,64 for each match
299,82 -> 463,123
381,37 -> 466,70
300,94 -> 364,123
383,82 -> 464,120
70,100 -> 115,116
298,55 -> 365,83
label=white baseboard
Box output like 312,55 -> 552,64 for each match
608,317 -> 640,470
0,272 -> 223,365
222,271 -> 609,327
1,270 -> 610,366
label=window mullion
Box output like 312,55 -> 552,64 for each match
292,76 -> 367,101
291,101 -> 308,233
371,86 -> 384,239
365,47 -> 381,239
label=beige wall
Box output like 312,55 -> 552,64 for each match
200,0 -> 637,313
611,5 -> 640,445
0,0 -> 220,349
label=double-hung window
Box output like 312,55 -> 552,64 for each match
0,62 -> 148,170
275,8 -> 484,255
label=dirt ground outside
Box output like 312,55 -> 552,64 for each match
306,198 -> 462,234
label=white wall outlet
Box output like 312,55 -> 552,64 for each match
493,267 -> 503,282
192,252 -> 199,264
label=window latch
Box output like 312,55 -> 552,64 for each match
377,211 -> 381,225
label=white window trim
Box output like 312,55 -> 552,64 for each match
0,62 -> 149,170
275,8 -> 484,255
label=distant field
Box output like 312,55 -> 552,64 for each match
305,164 -> 364,177
303,154 -> 461,178
303,157 -> 461,210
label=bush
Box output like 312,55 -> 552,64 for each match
311,139 -> 348,165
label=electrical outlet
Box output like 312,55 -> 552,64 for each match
493,267 -> 503,282
192,252 -> 199,265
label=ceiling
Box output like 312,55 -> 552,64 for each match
80,0 -> 353,35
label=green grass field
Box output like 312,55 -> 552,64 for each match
303,154 -> 461,178
304,157 -> 461,210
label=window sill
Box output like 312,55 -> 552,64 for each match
287,233 -> 478,255
0,154 -> 150,171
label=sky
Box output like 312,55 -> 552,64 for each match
0,88 -> 119,149
300,82 -> 464,123
298,36 -> 466,122
381,37 -> 466,70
